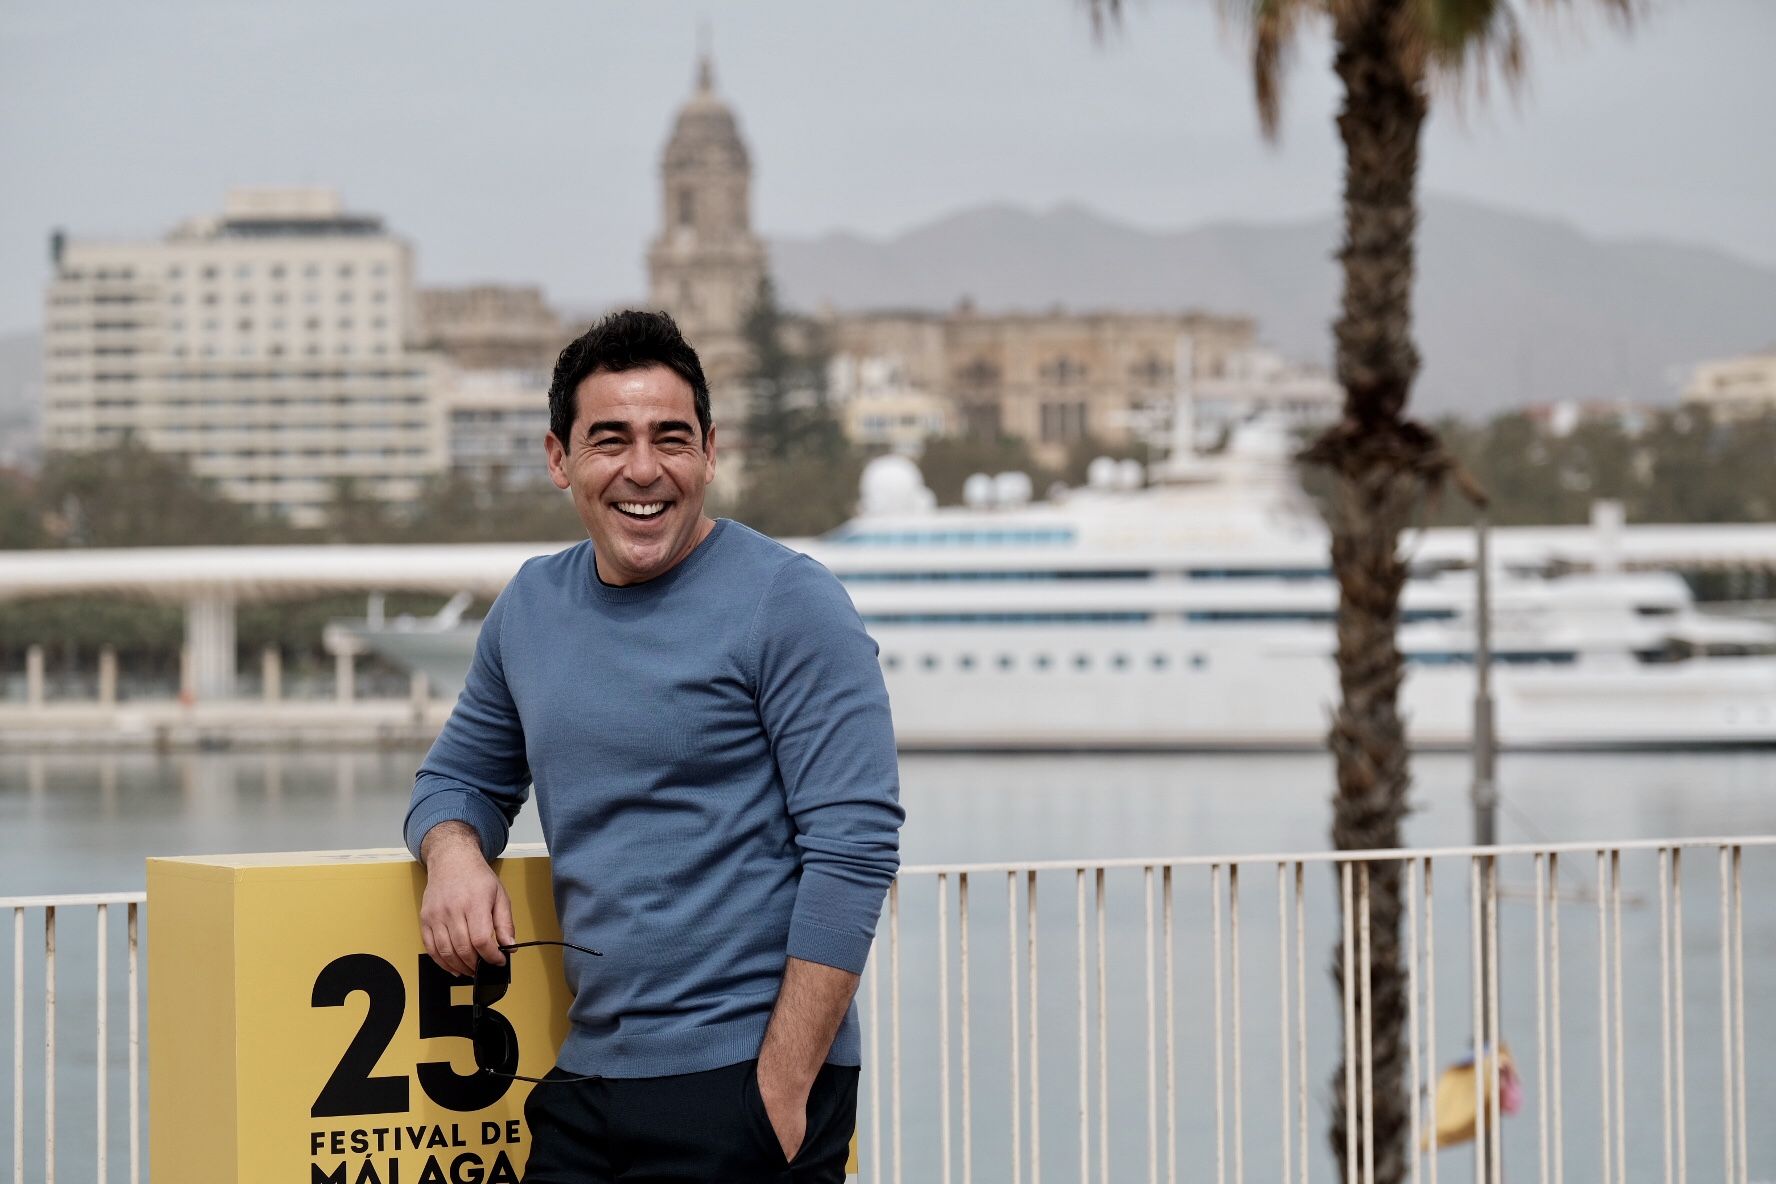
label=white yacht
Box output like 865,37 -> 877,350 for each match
357,419 -> 1776,750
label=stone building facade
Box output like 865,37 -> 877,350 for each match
826,307 -> 1257,466
415,284 -> 563,373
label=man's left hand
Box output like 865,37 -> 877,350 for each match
756,1059 -> 811,1162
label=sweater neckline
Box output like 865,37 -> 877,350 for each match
587,518 -> 731,602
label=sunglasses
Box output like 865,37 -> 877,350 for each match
473,939 -> 603,1083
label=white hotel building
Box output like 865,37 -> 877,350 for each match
41,188 -> 446,526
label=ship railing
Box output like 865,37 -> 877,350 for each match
4,891 -> 144,1184
4,838 -> 1769,1183
864,836 -> 1769,1184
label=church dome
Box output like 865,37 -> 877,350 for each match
662,57 -> 750,172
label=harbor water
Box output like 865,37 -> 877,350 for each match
3,748 -> 1773,1181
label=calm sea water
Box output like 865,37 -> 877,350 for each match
3,748 -> 1772,1181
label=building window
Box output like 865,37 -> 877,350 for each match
1040,356 -> 1086,385
338,263 -> 354,279
677,189 -> 694,228
1039,401 -> 1088,443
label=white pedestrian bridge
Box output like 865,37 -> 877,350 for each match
5,519 -> 1776,699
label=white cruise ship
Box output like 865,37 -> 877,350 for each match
358,419 -> 1776,750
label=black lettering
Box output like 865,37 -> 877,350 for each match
450,1153 -> 486,1184
480,1122 -> 501,1145
414,956 -> 513,1112
311,954 -> 410,1118
427,1127 -> 449,1150
504,1120 -> 521,1145
351,1159 -> 387,1184
404,1125 -> 426,1150
312,1164 -> 347,1184
311,1132 -> 327,1156
417,1156 -> 448,1184
486,1151 -> 519,1184
351,1129 -> 369,1154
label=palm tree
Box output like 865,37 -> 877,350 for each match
1088,2 -> 1631,1180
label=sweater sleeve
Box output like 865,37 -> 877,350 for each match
404,588 -> 532,862
751,555 -> 904,975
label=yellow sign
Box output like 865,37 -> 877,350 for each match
149,845 -> 568,1184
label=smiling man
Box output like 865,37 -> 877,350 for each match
404,310 -> 903,1182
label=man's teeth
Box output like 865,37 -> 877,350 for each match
616,502 -> 666,518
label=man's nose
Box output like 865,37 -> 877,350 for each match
623,442 -> 662,486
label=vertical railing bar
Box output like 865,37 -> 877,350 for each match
1145,866 -> 1158,1184
1029,871 -> 1042,1184
1230,863 -> 1244,1184
1486,857 -> 1503,1184
44,905 -> 56,1184
1214,864 -> 1228,1184
1610,851 -> 1625,1184
1076,869 -> 1089,1184
1549,853 -> 1564,1184
1730,846 -> 1746,1184
1406,859 -> 1421,1184
1673,848 -> 1687,1184
1008,873 -> 1022,1184
1471,857 -> 1487,1184
1165,866 -> 1178,1184
1296,862 -> 1308,1184
1357,864 -> 1375,1184
1096,868 -> 1109,1184
891,878 -> 904,1184
1341,861 -> 1356,1184
12,906 -> 23,1184
1595,853 -> 1611,1184
938,873 -> 953,1184
1282,863 -> 1298,1184
1425,860 -> 1439,1184
129,901 -> 140,1184
959,872 -> 973,1184
868,949 -> 882,1184
1659,849 -> 1674,1184
97,902 -> 109,1184
1536,853 -> 1552,1184
1716,848 -> 1733,1184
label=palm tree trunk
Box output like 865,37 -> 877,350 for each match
1304,2 -> 1448,1182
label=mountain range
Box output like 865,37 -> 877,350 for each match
771,195 -> 1776,417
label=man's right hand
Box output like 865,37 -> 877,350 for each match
418,821 -> 516,978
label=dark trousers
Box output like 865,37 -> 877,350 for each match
521,1058 -> 858,1183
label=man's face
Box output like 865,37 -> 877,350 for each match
545,364 -> 717,587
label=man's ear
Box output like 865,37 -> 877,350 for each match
545,431 -> 572,491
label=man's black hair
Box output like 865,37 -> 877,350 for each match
548,310 -> 712,448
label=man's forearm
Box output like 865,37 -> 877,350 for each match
758,956 -> 859,1091
419,819 -> 485,869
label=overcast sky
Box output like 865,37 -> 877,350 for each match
2,0 -> 1772,334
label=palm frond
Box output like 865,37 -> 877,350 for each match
1221,0 -> 1321,140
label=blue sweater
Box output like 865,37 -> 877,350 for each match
404,521 -> 903,1078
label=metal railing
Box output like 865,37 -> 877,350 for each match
3,838 -> 1767,1183
4,892 -> 144,1184
861,837 -> 1768,1184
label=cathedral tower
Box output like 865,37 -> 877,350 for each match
647,54 -> 767,415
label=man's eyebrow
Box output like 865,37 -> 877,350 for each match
652,420 -> 697,437
583,420 -> 630,437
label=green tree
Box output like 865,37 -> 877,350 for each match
916,435 -> 1056,506
34,437 -> 278,547
0,467 -> 44,549
734,278 -> 862,536
1090,2 -> 1634,1179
